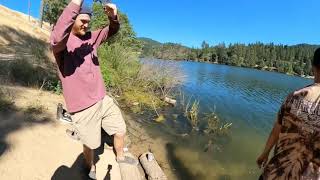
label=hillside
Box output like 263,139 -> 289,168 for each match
139,37 -> 191,60
138,37 -> 162,47
0,4 -> 57,88
139,37 -> 319,76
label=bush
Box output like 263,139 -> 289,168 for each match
9,59 -> 48,86
91,2 -> 182,114
98,43 -> 141,94
138,60 -> 185,98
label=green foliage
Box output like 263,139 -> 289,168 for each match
121,88 -> 164,113
43,0 -> 69,25
91,2 -> 142,93
98,43 -> 140,93
46,80 -> 62,94
91,2 -> 171,114
140,38 -> 319,76
9,59 -> 50,86
204,112 -> 232,136
188,100 -> 200,129
181,95 -> 200,130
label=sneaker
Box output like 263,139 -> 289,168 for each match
57,103 -> 72,124
88,170 -> 97,180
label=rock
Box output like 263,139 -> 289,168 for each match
155,115 -> 165,123
172,114 -> 179,119
164,97 -> 176,106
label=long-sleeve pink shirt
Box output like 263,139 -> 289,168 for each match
50,2 -> 120,113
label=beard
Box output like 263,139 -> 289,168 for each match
72,26 -> 87,37
78,29 -> 86,36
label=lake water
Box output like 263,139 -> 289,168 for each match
143,59 -> 313,180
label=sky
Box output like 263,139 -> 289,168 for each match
1,0 -> 319,47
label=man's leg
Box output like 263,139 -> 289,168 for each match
83,144 -> 96,178
114,132 -> 125,160
101,96 -> 137,165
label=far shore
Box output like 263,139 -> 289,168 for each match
141,57 -> 315,80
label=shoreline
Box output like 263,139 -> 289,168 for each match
123,111 -> 178,180
141,57 -> 315,79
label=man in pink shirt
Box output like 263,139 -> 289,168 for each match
50,0 -> 136,178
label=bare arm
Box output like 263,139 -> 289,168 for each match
256,93 -> 294,169
264,122 -> 281,154
50,0 -> 83,54
257,120 -> 281,168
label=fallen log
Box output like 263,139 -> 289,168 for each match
139,152 -> 167,180
164,97 -> 176,106
119,152 -> 144,180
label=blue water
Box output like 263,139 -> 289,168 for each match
179,61 -> 312,135
143,59 -> 313,179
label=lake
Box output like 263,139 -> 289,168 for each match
142,59 -> 313,180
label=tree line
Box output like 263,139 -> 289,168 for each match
39,0 -> 319,77
140,39 -> 319,76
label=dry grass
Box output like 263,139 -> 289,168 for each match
138,60 -> 186,98
0,87 -> 15,112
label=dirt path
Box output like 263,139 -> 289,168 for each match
0,85 -> 124,180
0,5 -> 176,180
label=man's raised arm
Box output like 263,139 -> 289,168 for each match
93,3 -> 120,47
50,0 -> 83,54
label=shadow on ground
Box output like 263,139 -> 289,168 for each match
0,87 -> 53,157
0,25 -> 58,158
0,25 -> 58,88
51,131 -> 114,180
166,143 -> 204,180
0,25 -> 48,57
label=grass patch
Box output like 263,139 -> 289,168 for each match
24,104 -> 45,115
0,88 -> 15,112
121,88 -> 165,113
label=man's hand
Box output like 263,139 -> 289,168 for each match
257,151 -> 269,169
104,3 -> 118,19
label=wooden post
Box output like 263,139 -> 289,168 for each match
139,152 -> 167,180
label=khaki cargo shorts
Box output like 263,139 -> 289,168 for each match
71,95 -> 126,149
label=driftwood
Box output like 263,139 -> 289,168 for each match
164,97 -> 176,106
139,152 -> 167,180
119,152 -> 144,180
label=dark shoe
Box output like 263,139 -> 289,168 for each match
57,103 -> 72,124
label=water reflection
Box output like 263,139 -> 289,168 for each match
142,59 -> 313,179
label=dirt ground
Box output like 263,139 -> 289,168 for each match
0,85 -> 175,180
0,85 -> 124,180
